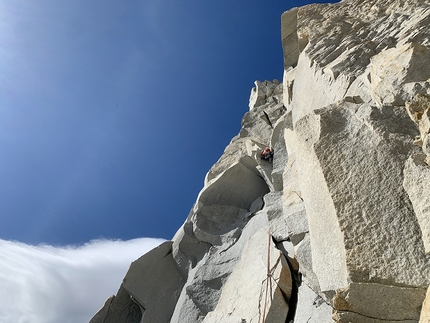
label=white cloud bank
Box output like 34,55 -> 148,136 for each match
0,237 -> 165,323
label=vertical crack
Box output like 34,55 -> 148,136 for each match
263,111 -> 274,128
273,237 -> 301,323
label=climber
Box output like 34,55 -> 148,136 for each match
261,147 -> 274,163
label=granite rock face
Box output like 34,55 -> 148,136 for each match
90,0 -> 430,322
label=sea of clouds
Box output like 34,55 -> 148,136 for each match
0,237 -> 165,323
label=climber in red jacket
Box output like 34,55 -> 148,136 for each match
261,147 -> 274,163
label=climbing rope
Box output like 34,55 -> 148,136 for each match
260,231 -> 283,323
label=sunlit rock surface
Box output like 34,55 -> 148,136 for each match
90,0 -> 430,322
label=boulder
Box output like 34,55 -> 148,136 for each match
333,283 -> 426,321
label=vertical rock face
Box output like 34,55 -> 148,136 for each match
281,0 -> 430,321
89,0 -> 430,322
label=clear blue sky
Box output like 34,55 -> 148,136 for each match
0,0 -> 332,246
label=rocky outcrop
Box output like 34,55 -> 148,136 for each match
90,0 -> 430,322
168,80 -> 287,323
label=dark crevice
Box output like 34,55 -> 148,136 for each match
130,296 -> 145,323
163,246 -> 173,258
287,80 -> 294,106
292,191 -> 304,202
273,237 -> 301,323
263,111 -> 274,128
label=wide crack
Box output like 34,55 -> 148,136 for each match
273,236 -> 301,323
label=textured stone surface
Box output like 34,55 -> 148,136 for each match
333,283 -> 426,321
281,8 -> 300,69
406,94 -> 430,161
168,80 -> 289,323
404,155 -> 430,254
290,101 -> 430,321
122,241 -> 185,323
369,43 -> 430,106
281,0 -> 430,320
283,0 -> 430,121
294,102 -> 429,289
90,286 -> 142,323
89,296 -> 114,323
333,311 -> 417,323
265,191 -> 288,241
202,224 -> 292,323
271,116 -> 289,191
294,283 -> 332,323
294,235 -> 321,296
421,286 -> 430,323
199,161 -> 269,210
249,79 -> 283,110
404,94 -> 430,255
89,1 -> 430,322
171,207 -> 288,323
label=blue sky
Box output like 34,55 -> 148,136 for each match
1,0 -> 332,246
0,0 -> 333,321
